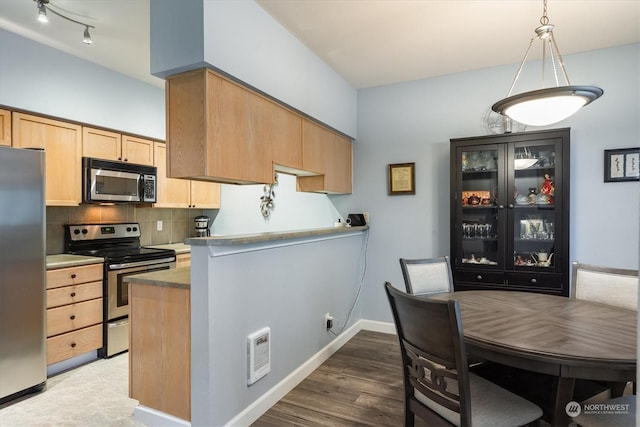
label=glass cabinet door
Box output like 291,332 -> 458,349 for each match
508,140 -> 561,272
455,145 -> 505,269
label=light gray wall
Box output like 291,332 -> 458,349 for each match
149,0 -> 357,137
190,231 -> 367,426
0,29 -> 165,139
333,43 -> 640,323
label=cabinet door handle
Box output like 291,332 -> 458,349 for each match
70,342 -> 77,348
70,292 -> 76,297
531,278 -> 537,284
476,275 -> 483,281
70,273 -> 77,279
498,204 -> 505,210
70,315 -> 76,320
508,204 -> 514,209
124,158 -> 128,162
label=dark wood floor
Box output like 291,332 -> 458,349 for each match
252,330 -> 429,426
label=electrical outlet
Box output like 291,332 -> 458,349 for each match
156,220 -> 163,231
325,313 -> 334,330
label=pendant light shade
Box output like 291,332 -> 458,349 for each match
493,85 -> 603,126
492,0 -> 603,126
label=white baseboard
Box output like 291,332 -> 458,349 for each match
226,319 -> 396,426
132,319 -> 397,427
134,405 -> 190,427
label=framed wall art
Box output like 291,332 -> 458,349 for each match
388,163 -> 415,195
604,148 -> 640,182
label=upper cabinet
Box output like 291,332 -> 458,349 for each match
0,109 -> 11,146
297,120 -> 353,194
166,68 -> 351,193
154,142 -> 220,209
83,127 -> 154,166
13,113 -> 82,206
166,68 -> 273,185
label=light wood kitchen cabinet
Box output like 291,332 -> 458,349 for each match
46,263 -> 103,365
0,109 -> 11,146
297,119 -> 353,194
121,135 -> 154,165
129,281 -> 190,421
12,112 -> 82,206
176,253 -> 191,268
154,142 -> 220,208
83,127 -> 154,166
166,68 -> 301,185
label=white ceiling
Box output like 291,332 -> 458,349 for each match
0,0 -> 638,89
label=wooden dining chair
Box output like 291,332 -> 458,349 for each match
384,282 -> 543,427
571,262 -> 639,311
399,257 -> 453,295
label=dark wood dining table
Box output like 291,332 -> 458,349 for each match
428,290 -> 637,427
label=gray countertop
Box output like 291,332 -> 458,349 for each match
185,225 -> 368,246
145,243 -> 191,254
123,267 -> 190,290
46,254 -> 104,270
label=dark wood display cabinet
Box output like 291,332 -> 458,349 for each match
450,128 -> 570,296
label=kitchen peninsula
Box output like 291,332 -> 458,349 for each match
127,225 -> 368,426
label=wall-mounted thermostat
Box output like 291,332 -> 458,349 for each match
247,327 -> 271,385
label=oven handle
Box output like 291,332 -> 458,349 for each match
108,256 -> 176,270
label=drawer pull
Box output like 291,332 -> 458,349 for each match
531,278 -> 537,284
476,275 -> 483,281
70,273 -> 77,279
70,342 -> 77,348
70,315 -> 76,320
70,292 -> 76,297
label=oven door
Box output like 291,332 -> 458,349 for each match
106,259 -> 175,320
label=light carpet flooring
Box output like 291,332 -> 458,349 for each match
0,354 -> 145,427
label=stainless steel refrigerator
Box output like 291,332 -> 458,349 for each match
0,146 -> 46,403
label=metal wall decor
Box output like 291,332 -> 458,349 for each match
260,173 -> 279,217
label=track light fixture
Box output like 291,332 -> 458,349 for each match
492,0 -> 603,126
34,0 -> 95,45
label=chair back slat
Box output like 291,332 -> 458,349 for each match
400,257 -> 453,295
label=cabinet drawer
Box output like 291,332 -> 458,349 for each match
46,281 -> 103,308
47,324 -> 102,365
47,264 -> 103,289
47,299 -> 103,337
455,270 -> 505,286
506,272 -> 563,290
176,253 -> 191,268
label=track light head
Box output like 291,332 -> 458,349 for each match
37,1 -> 48,23
83,26 -> 92,44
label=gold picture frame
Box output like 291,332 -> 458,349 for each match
388,163 -> 415,195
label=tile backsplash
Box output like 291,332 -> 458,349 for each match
46,205 -> 218,255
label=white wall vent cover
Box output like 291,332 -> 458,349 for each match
247,327 -> 271,385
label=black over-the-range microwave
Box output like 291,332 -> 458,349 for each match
82,157 -> 157,204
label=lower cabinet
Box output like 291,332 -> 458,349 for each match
176,253 -> 191,268
46,264 -> 103,365
129,281 -> 190,421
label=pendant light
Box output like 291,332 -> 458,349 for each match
492,0 -> 603,126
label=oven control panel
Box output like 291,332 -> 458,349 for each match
67,223 -> 141,241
